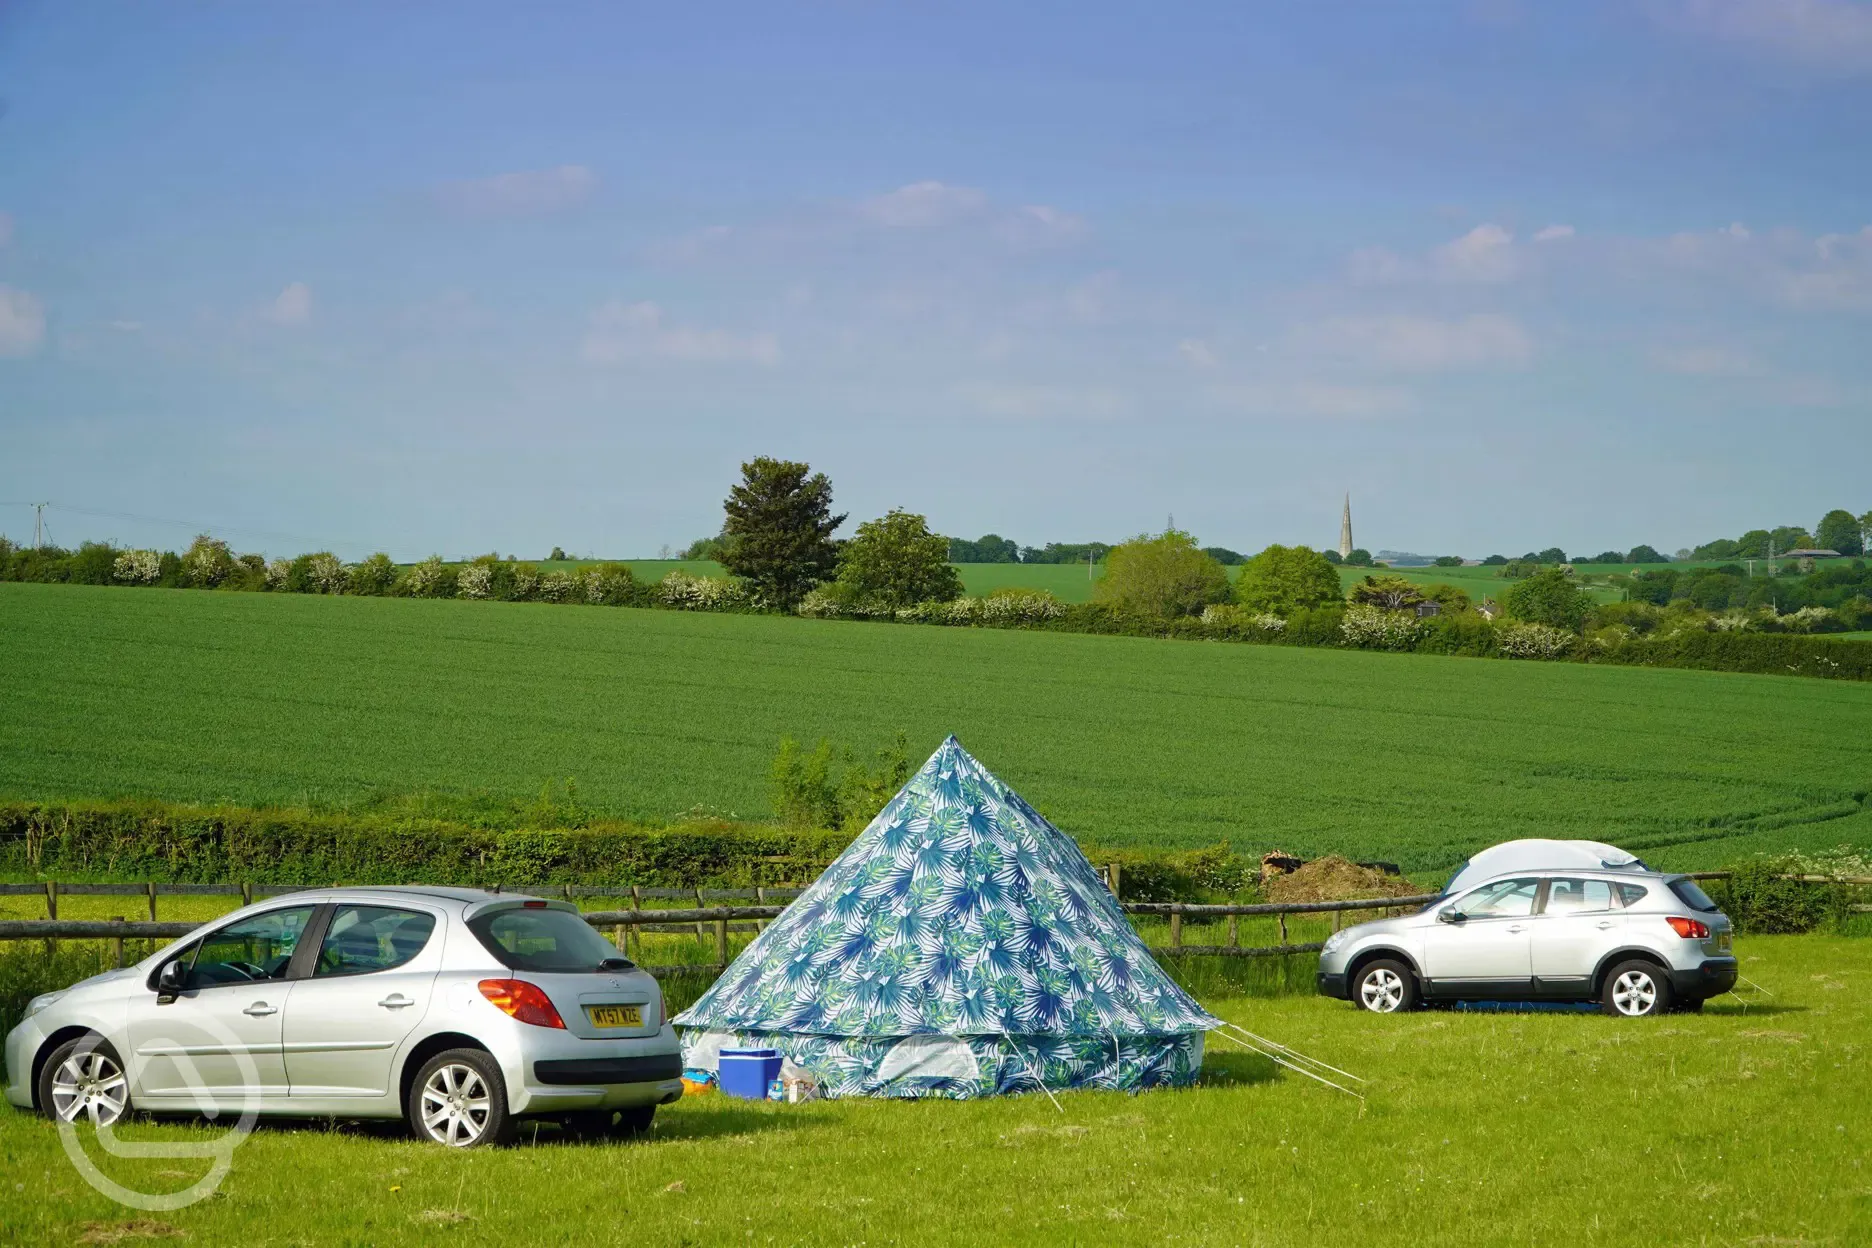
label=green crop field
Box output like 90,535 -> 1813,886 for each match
2,935 -> 1866,1247
2,583 -> 1869,874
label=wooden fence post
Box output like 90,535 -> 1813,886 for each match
44,881 -> 57,920
692,888 -> 708,942
241,882 -> 253,907
1227,913 -> 1239,948
715,912 -> 729,969
147,882 -> 158,922
1278,913 -> 1287,945
629,886 -> 643,961
755,887 -> 768,933
1169,909 -> 1182,949
1110,864 -> 1121,901
111,917 -> 125,968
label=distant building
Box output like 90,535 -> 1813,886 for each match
1781,549 -> 1842,559
1477,600 -> 1502,621
1339,495 -> 1354,559
1413,601 -> 1443,618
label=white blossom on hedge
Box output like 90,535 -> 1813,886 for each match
1777,605 -> 1835,633
112,549 -> 162,584
405,555 -> 447,597
182,535 -> 234,588
537,571 -> 578,603
658,569 -> 751,611
1499,621 -> 1574,659
458,563 -> 493,600
1339,603 -> 1427,650
304,552 -> 347,594
265,558 -> 292,590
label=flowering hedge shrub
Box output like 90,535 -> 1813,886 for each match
403,555 -> 450,598
1499,621 -> 1575,659
1339,604 -> 1428,650
304,552 -> 347,594
112,549 -> 161,584
458,563 -> 493,600
659,569 -> 754,611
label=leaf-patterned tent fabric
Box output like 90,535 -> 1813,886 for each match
673,736 -> 1219,1098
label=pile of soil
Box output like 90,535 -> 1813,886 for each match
1264,855 -> 1424,904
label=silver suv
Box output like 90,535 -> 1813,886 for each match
1316,870 -> 1737,1016
5,887 -> 683,1146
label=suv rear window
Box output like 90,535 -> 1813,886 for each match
1668,879 -> 1720,913
468,907 -> 630,973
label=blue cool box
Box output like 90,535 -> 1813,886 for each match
717,1048 -> 782,1099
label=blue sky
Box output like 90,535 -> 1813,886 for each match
1,0 -> 1869,561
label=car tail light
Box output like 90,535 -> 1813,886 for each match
1665,916 -> 1710,939
478,979 -> 566,1028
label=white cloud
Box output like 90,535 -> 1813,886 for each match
436,165 -> 597,217
1205,381 -> 1415,419
581,300 -> 779,366
1533,224 -> 1576,242
1176,339 -> 1219,368
264,282 -> 312,327
1351,223 -> 1527,283
1289,313 -> 1533,371
1653,222 -> 1872,309
0,286 -> 46,356
1648,343 -> 1760,375
1654,0 -> 1872,74
857,181 -> 990,228
954,382 -> 1127,420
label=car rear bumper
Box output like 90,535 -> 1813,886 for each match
1316,972 -> 1350,1000
533,1054 -> 682,1086
500,1022 -> 684,1115
1670,957 -> 1738,999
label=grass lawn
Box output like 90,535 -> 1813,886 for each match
3,935 -> 1865,1247
4,583 -> 1871,873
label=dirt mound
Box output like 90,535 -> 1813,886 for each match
1264,855 -> 1422,904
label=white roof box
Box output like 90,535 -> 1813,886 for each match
1443,839 -> 1646,897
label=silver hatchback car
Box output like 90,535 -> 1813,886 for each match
6,887 -> 683,1146
1316,870 -> 1737,1016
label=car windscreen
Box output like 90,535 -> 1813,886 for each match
467,907 -> 627,972
1668,879 -> 1720,913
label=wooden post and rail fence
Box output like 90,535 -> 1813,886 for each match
2,870 -> 1866,976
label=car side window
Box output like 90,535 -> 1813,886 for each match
187,906 -> 316,988
314,906 -> 437,977
1461,878 -> 1539,918
1614,883 -> 1650,908
1545,878 -> 1613,914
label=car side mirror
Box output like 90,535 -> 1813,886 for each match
156,959 -> 188,1000
1437,908 -> 1465,925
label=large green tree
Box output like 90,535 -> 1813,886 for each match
1815,509 -> 1864,556
1347,574 -> 1426,610
1093,529 -> 1231,617
1234,544 -> 1342,614
719,457 -> 845,608
836,509 -> 963,609
1504,568 -> 1595,631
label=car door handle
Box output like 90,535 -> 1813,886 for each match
1597,921 -> 1615,930
243,1002 -> 277,1017
378,995 -> 415,1009
1507,925 -> 1525,933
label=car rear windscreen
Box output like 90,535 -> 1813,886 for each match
468,908 -> 628,972
1668,879 -> 1720,913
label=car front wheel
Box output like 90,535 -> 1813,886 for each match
40,1034 -> 131,1128
1602,961 -> 1672,1018
1353,959 -> 1418,1013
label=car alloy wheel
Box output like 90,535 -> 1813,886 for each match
419,1062 -> 494,1147
1360,967 -> 1406,1013
1611,970 -> 1658,1016
51,1047 -> 129,1127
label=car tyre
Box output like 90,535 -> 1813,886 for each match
1352,959 -> 1418,1014
409,1049 -> 514,1148
39,1033 -> 132,1128
1602,960 -> 1672,1018
613,1104 -> 656,1137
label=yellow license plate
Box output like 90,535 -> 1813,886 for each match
585,1005 -> 643,1029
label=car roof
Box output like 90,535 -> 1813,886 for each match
1457,867 -> 1687,891
263,885 -> 503,906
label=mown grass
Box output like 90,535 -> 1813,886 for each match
2,935 -> 1865,1247
3,583 -> 1870,873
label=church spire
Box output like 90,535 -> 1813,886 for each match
1339,494 -> 1354,558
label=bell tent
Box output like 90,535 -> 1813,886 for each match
672,736 -> 1221,1099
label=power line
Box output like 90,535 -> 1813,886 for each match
0,501 -> 386,556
